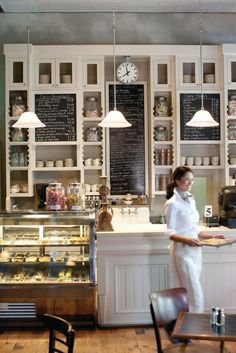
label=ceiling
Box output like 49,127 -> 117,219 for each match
0,0 -> 236,46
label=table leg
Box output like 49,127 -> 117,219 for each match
220,341 -> 224,353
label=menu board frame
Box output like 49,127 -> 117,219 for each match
105,82 -> 148,196
34,93 -> 77,142
180,93 -> 221,141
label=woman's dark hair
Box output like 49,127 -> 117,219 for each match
166,166 -> 193,200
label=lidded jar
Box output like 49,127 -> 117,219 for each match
155,96 -> 169,117
12,96 -> 25,117
46,182 -> 65,211
228,95 -> 236,116
67,182 -> 85,211
85,97 -> 99,117
154,126 -> 168,141
86,127 -> 100,142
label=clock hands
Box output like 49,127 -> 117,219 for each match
122,64 -> 130,77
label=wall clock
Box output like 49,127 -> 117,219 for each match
117,60 -> 138,84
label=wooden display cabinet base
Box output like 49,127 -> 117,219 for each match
0,283 -> 96,328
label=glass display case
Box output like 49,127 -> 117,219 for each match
0,211 -> 96,327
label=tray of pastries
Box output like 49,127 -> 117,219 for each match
199,237 -> 235,247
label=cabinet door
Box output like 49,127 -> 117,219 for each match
153,57 -> 173,89
227,58 -> 236,86
202,58 -> 219,88
82,59 -> 102,89
56,59 -> 76,88
34,59 -> 55,89
177,57 -> 199,88
8,57 -> 27,88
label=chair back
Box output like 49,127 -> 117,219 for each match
43,314 -> 75,353
149,287 -> 189,353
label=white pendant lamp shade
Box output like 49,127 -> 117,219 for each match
186,108 -> 219,127
12,112 -> 46,128
98,0 -> 131,129
98,109 -> 131,128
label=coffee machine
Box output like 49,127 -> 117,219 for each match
218,186 -> 236,228
34,184 -> 48,210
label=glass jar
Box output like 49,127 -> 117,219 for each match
228,95 -> 236,116
85,97 -> 99,117
155,96 -> 169,117
12,96 -> 25,117
154,126 -> 168,141
46,182 -> 65,211
67,182 -> 85,211
228,122 -> 236,140
86,127 -> 100,142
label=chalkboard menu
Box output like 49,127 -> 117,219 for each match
180,93 -> 220,140
35,94 -> 76,142
109,84 -> 145,195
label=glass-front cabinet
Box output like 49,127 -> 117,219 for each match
0,211 -> 96,327
177,57 -> 219,89
34,58 -> 76,89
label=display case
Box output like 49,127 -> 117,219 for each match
0,211 -> 96,328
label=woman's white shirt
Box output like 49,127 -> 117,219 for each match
165,188 -> 200,239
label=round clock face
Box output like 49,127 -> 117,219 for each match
117,62 -> 138,84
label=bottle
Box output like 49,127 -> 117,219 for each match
210,307 -> 218,325
216,308 -> 225,326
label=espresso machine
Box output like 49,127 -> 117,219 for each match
218,186 -> 236,228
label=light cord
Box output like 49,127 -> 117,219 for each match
199,0 -> 204,109
112,0 -> 117,110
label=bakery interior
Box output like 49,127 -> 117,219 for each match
1,0 -> 236,335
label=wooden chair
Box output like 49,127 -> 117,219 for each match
149,287 -> 219,353
43,314 -> 75,353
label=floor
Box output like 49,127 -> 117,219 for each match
0,326 -> 235,353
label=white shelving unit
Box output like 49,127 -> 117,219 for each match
4,45 -> 106,210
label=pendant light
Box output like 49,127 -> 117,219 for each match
13,10 -> 45,129
98,0 -> 131,128
186,1 -> 218,128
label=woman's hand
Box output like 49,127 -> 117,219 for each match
184,238 -> 201,246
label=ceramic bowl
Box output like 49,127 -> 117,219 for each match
124,199 -> 133,205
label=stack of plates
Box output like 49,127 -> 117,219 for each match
62,75 -> 72,83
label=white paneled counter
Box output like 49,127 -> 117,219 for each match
97,221 -> 236,326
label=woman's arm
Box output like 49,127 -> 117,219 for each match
170,234 -> 201,246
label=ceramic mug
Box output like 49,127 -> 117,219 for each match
194,156 -> 202,166
186,156 -> 194,166
93,158 -> 101,166
85,158 -> 93,167
180,156 -> 186,165
91,184 -> 99,192
84,184 -> 91,193
203,156 -> 210,166
211,156 -> 220,165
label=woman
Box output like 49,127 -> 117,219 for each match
165,166 -> 225,312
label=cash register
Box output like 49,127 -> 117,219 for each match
218,186 -> 236,228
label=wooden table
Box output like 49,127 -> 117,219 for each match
172,312 -> 236,353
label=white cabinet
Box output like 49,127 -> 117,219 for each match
150,56 -> 175,196
4,45 -> 106,210
34,58 -> 76,89
176,57 -> 219,89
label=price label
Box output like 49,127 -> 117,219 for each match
204,205 -> 213,218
